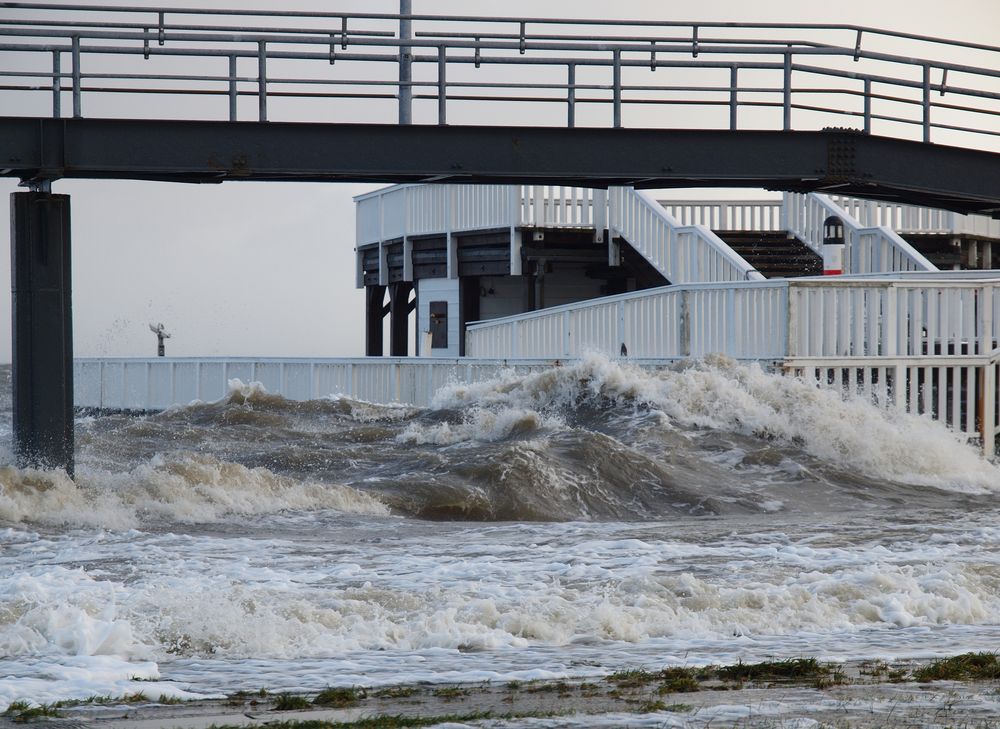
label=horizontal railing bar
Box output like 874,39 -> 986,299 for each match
792,62 -> 1000,98
415,30 -> 831,47
4,3 -> 999,57
3,25 -> 999,79
8,73 -> 997,118
786,355 -> 997,367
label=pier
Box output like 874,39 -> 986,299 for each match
3,3 -> 1000,470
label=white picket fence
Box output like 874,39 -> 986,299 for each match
75,357 -> 659,411
829,195 -> 1000,238
785,353 -> 1000,454
466,280 -> 786,360
658,199 -> 784,232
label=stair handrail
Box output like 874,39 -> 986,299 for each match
783,192 -> 937,273
610,187 -> 765,283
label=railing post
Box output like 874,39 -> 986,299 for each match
437,46 -> 447,125
983,360 -> 997,458
567,63 -> 576,128
398,0 -> 412,125
612,48 -> 622,128
71,35 -> 81,118
782,51 -> 792,131
257,40 -> 267,122
863,77 -> 872,134
729,65 -> 738,131
228,54 -> 237,122
679,289 -> 691,357
922,64 -> 931,143
51,50 -> 61,118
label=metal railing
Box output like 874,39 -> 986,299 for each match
784,192 -> 937,273
2,4 -> 999,149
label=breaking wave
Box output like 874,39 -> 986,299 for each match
0,453 -> 388,530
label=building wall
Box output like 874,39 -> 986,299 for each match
539,264 -> 606,308
477,276 -> 524,321
416,277 -> 460,357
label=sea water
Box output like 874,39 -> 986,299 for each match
2,355 -> 999,711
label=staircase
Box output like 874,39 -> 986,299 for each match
717,231 -> 822,279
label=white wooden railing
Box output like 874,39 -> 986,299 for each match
75,357 -> 627,410
829,195 -> 1000,238
356,184 -> 605,246
358,184 -> 984,291
785,351 -> 1000,455
658,199 -> 783,231
609,188 -> 765,284
357,183 -> 760,286
784,192 -> 937,274
466,279 -> 788,359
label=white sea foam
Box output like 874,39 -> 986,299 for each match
398,407 -> 562,445
0,453 -> 388,530
431,354 -> 1000,492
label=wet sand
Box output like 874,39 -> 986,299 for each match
7,658 -> 1000,728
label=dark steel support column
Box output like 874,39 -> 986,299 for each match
388,281 -> 413,357
365,284 -> 387,356
11,192 -> 74,475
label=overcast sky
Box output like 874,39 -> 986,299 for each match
0,0 -> 997,361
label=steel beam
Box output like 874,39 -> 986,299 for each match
1,118 -> 999,214
10,191 -> 74,475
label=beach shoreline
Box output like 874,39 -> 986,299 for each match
6,655 -> 1000,728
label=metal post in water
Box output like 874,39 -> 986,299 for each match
398,0 -> 412,125
11,190 -> 74,476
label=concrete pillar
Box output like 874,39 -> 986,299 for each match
365,284 -> 387,356
10,192 -> 74,475
388,281 -> 413,356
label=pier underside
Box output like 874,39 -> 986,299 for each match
3,118 -> 1000,216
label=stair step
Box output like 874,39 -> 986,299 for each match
717,230 -> 822,279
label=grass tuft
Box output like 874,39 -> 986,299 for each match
313,687 -> 366,708
913,652 -> 1000,682
273,694 -> 313,711
714,657 -> 829,684
206,712 -> 494,729
7,703 -> 63,722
